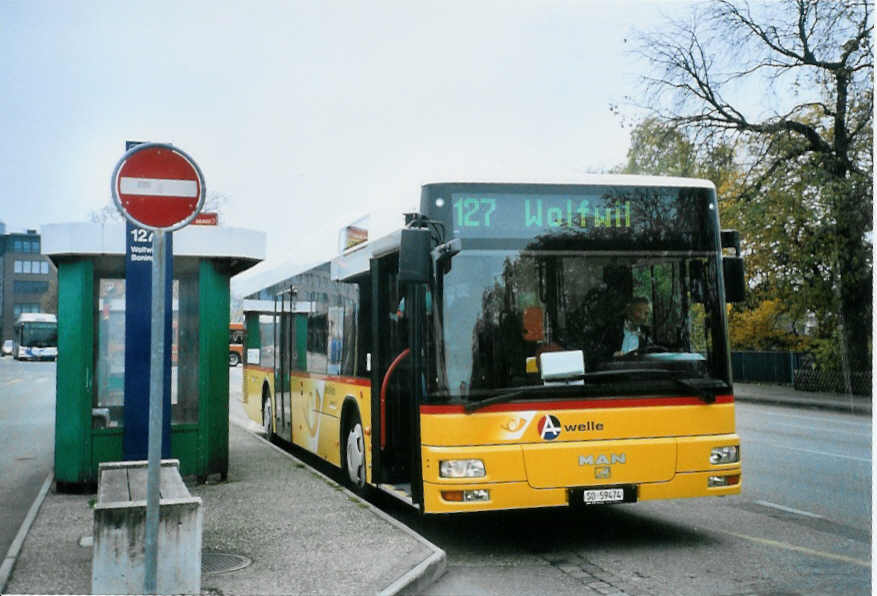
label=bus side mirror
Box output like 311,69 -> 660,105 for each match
720,229 -> 745,303
723,257 -> 745,303
398,228 -> 431,284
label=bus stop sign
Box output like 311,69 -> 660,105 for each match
111,143 -> 205,231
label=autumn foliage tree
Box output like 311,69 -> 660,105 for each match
727,299 -> 812,351
630,0 -> 872,388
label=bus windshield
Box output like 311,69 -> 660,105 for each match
435,250 -> 726,400
19,322 -> 58,348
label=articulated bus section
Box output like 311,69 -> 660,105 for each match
243,365 -> 374,482
420,396 -> 740,513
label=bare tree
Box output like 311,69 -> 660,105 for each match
634,0 -> 872,385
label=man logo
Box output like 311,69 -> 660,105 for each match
538,414 -> 561,440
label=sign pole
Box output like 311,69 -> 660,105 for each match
110,141 -> 205,594
144,229 -> 166,594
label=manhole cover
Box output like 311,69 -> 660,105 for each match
202,552 -> 252,575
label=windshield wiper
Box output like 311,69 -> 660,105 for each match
583,369 -> 727,403
464,388 -> 536,413
462,370 -> 728,413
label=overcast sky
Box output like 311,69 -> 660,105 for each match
2,0 -> 688,277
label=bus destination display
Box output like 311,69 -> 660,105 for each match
451,192 -> 636,237
446,189 -> 715,250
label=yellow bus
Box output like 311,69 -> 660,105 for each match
242,178 -> 744,513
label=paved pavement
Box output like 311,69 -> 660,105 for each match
1,380 -> 866,596
3,422 -> 445,595
734,382 -> 871,415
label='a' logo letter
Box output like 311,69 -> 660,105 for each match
537,415 -> 562,441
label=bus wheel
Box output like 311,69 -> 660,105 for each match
342,411 -> 366,493
262,394 -> 272,438
229,352 -> 240,367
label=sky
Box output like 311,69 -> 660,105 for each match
1,0 -> 689,284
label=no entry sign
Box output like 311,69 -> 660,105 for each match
111,143 -> 205,231
109,141 -> 206,592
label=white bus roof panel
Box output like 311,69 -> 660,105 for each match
331,229 -> 402,281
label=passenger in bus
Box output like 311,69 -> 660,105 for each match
390,297 -> 406,322
614,296 -> 651,356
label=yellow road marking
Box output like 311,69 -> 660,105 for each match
719,529 -> 870,568
5,378 -> 22,385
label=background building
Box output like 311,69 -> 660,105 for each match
0,222 -> 57,341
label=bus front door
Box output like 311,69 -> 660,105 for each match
372,253 -> 422,507
273,298 -> 293,442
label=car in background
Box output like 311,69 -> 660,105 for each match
2,340 -> 12,357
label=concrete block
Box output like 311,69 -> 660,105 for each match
91,460 -> 202,595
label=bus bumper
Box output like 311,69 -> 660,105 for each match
422,468 -> 741,514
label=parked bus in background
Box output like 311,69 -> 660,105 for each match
242,177 -> 745,514
229,322 -> 245,367
13,313 -> 58,361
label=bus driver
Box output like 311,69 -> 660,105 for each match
614,296 -> 651,356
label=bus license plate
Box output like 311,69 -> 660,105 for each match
583,488 -> 625,505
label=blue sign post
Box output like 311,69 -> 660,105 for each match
123,222 -> 172,460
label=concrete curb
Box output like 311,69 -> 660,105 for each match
229,419 -> 447,595
0,472 -> 53,594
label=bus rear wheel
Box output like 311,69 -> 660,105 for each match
342,411 -> 366,493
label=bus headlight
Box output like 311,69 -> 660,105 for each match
439,459 -> 486,478
710,445 -> 740,465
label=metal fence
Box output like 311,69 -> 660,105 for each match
731,351 -> 804,385
731,351 -> 871,396
793,369 -> 872,396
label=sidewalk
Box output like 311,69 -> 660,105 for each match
734,382 -> 872,416
4,422 -> 446,595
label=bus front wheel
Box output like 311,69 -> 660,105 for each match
342,411 -> 367,494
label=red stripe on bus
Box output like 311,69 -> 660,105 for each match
420,394 -> 734,414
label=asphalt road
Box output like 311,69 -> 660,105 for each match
229,367 -> 872,595
736,401 -> 871,529
0,358 -> 55,560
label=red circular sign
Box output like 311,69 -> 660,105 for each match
112,144 -> 204,230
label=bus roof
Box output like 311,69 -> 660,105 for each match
15,313 -> 57,324
332,228 -> 402,281
332,176 -> 718,281
247,177 -> 721,290
421,175 -> 717,190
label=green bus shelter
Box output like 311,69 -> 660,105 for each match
43,222 -> 264,489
